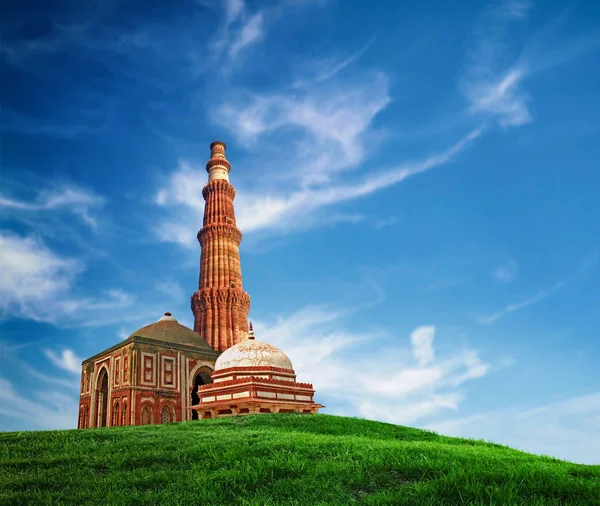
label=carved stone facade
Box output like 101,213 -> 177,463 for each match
191,141 -> 251,352
78,314 -> 220,428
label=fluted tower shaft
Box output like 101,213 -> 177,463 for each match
191,141 -> 250,352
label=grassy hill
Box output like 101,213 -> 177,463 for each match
1,414 -> 598,505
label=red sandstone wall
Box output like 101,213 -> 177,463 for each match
79,341 -> 216,428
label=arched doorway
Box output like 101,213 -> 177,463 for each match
112,401 -> 120,426
96,368 -> 108,427
191,369 -> 212,420
141,404 -> 153,425
161,404 -> 174,424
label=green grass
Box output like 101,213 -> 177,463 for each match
1,414 -> 598,505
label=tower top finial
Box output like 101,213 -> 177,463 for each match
248,321 -> 255,340
210,139 -> 226,152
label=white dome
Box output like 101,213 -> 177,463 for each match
215,339 -> 293,371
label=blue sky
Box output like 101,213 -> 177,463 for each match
1,0 -> 599,464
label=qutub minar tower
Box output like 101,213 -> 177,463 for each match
77,141 -> 322,428
191,141 -> 251,352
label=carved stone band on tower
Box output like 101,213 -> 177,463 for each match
191,140 -> 251,352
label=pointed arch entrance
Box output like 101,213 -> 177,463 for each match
96,368 -> 109,427
141,404 -> 153,425
112,400 -> 120,426
160,403 -> 175,424
191,368 -> 213,420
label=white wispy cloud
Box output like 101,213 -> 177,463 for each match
54,289 -> 136,316
461,0 -> 600,129
480,248 -> 599,324
20,363 -> 80,390
461,0 -> 533,127
465,67 -> 531,127
150,0 -> 600,246
228,12 -> 264,58
292,36 -> 377,87
215,72 -> 390,185
0,231 -> 134,325
411,325 -> 436,366
0,377 -> 78,431
0,184 -> 105,229
426,392 -> 600,465
211,0 -> 246,54
212,0 -> 328,64
154,127 -> 483,244
225,0 -> 245,25
44,348 -> 83,374
211,0 -> 265,63
253,306 -> 489,425
154,1 -> 495,245
479,280 -> 565,324
0,231 -> 82,311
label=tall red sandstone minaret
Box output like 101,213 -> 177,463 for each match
191,141 -> 250,352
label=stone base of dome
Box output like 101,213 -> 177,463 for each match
188,399 -> 325,419
189,373 -> 323,419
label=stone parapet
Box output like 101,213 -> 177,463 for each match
197,223 -> 242,246
196,376 -> 315,391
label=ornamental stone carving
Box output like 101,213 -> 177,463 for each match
215,340 -> 294,372
202,179 -> 236,199
205,158 -> 232,172
197,224 -> 242,245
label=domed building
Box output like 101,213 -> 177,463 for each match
190,324 -> 324,419
77,141 -> 323,429
78,312 -> 220,428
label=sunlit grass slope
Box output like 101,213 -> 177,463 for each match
1,414 -> 599,505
